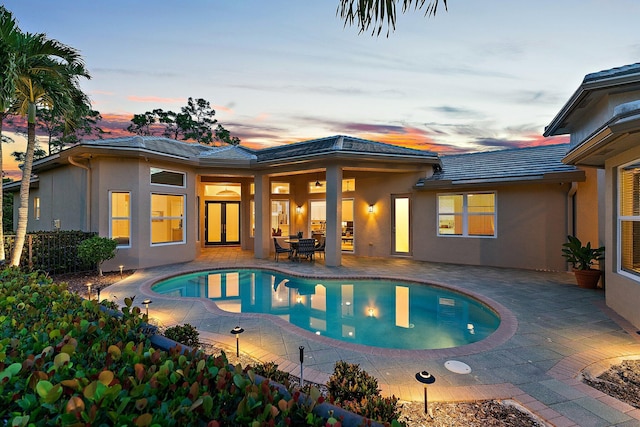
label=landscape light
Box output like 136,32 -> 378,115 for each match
142,299 -> 152,317
230,326 -> 245,357
415,371 -> 436,416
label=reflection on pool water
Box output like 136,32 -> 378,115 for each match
152,269 -> 500,350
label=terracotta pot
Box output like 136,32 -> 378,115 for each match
573,269 -> 602,289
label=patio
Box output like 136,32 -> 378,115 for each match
109,247 -> 640,426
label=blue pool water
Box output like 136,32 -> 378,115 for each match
152,269 -> 500,350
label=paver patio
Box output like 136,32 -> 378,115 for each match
109,248 -> 640,426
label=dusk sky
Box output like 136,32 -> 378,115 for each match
2,1 -> 639,177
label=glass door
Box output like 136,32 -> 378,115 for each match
392,196 -> 410,254
205,201 -> 240,245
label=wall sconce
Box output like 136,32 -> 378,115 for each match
296,206 -> 302,215
368,307 -> 375,317
368,204 -> 374,213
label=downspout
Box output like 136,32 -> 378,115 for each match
567,182 -> 578,237
68,157 -> 91,231
566,182 -> 578,271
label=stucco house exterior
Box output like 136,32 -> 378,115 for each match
545,62 -> 640,329
7,134 -> 592,274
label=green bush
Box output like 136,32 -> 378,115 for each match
164,323 -> 200,348
327,360 -> 402,424
77,235 -> 117,275
251,361 -> 291,387
0,267 -> 328,426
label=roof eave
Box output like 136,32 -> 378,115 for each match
544,72 -> 640,137
415,170 -> 585,190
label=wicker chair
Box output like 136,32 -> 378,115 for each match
296,238 -> 316,261
273,238 -> 292,262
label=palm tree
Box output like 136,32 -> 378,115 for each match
0,6 -> 20,264
338,0 -> 447,36
9,31 -> 90,267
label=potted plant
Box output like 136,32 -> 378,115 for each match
561,235 -> 605,289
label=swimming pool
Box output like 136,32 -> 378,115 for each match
152,269 -> 500,350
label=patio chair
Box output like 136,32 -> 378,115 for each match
314,237 -> 325,259
273,238 -> 293,262
296,238 -> 316,261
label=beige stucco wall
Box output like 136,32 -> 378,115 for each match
20,166 -> 87,232
604,143 -> 640,329
412,182 -> 579,271
92,157 -> 198,272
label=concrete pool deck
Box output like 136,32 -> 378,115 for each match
110,248 -> 640,426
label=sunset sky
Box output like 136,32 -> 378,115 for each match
2,0 -> 639,178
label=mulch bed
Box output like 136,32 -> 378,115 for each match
583,359 -> 640,409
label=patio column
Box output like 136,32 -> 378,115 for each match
254,173 -> 270,259
325,164 -> 342,267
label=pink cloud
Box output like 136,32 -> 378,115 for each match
127,96 -> 186,104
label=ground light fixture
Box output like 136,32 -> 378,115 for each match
230,326 -> 245,357
85,283 -> 92,300
142,299 -> 152,317
415,370 -> 436,416
119,265 -> 124,278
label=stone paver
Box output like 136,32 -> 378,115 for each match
110,248 -> 640,426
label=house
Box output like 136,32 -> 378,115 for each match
544,62 -> 640,328
7,134 -> 592,273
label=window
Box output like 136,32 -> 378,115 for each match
308,178 -> 356,194
250,200 -> 255,237
438,192 -> 495,237
151,194 -> 185,244
271,200 -> 289,236
110,192 -> 130,247
150,167 -> 185,187
620,162 -> 640,276
271,182 -> 290,194
33,197 -> 40,220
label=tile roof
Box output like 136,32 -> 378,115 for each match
82,136 -> 218,158
583,63 -> 640,84
255,135 -> 438,162
416,144 -> 580,187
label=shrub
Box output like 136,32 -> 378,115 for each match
77,235 -> 117,275
0,269 -> 328,426
327,360 -> 402,424
164,323 -> 200,348
251,361 -> 291,387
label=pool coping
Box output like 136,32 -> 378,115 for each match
141,265 -> 518,360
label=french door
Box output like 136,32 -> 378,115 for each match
205,201 -> 240,245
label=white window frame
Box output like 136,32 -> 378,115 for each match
110,191 -> 131,248
617,161 -> 640,280
437,192 -> 497,238
33,197 -> 40,220
150,167 -> 186,188
150,193 -> 186,246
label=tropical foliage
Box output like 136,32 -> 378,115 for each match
561,235 -> 605,271
127,97 -> 240,146
0,6 -> 92,267
0,268 -> 330,426
338,0 -> 447,36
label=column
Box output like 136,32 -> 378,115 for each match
325,165 -> 342,267
253,173 -> 271,259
